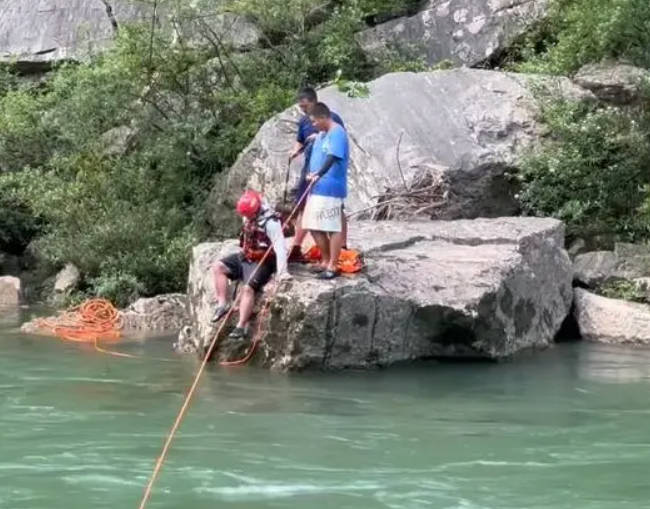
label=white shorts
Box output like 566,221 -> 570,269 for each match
302,195 -> 344,233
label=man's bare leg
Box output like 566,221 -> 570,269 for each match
328,231 -> 344,272
212,262 -> 230,306
236,284 -> 256,329
311,230 -> 331,269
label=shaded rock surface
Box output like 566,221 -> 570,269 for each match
0,1 -> 260,72
357,0 -> 549,68
0,276 -> 22,306
120,293 -> 187,332
178,217 -> 572,371
574,62 -> 650,105
217,69 -> 592,227
574,288 -> 650,346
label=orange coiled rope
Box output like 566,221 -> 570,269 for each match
33,298 -> 123,343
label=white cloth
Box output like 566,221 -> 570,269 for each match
244,200 -> 289,275
264,218 -> 288,276
302,195 -> 343,233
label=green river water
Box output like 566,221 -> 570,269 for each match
1,307 -> 649,509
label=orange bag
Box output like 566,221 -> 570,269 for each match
304,246 -> 364,274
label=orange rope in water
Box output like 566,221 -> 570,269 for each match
136,182 -> 315,509
33,298 -> 176,362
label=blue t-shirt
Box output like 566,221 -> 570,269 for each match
294,112 -> 345,203
296,111 -> 344,146
308,124 -> 349,198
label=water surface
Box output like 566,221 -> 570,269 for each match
1,308 -> 649,508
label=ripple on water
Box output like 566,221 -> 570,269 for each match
194,480 -> 382,501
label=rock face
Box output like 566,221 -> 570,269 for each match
574,288 -> 650,346
574,62 -> 650,105
573,251 -> 619,287
120,293 -> 187,333
0,0 -> 149,72
0,276 -> 22,306
218,69 -> 592,227
178,217 -> 573,371
53,263 -> 81,295
357,0 -> 549,68
0,1 -> 260,72
573,243 -> 650,288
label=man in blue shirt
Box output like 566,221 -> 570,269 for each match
302,102 -> 349,280
288,87 -> 345,260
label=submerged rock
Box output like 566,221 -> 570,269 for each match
357,0 -> 549,68
574,288 -> 650,346
120,293 -> 187,333
178,217 -> 572,371
217,69 -> 592,228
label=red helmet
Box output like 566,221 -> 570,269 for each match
236,189 -> 262,218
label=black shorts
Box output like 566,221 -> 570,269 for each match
220,253 -> 276,292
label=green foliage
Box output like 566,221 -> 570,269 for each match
517,97 -> 650,241
599,279 -> 648,303
513,0 -> 650,74
0,65 -> 19,96
0,0 -> 412,304
333,70 -> 370,98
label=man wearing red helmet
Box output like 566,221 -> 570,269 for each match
210,190 -> 290,339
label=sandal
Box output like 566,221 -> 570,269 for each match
228,325 -> 249,340
310,265 -> 327,274
317,270 -> 340,280
210,303 -> 231,323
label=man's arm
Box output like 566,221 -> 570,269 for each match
265,219 -> 289,276
289,141 -> 304,161
309,154 -> 340,180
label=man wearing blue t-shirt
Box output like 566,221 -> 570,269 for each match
288,87 -> 345,261
302,102 -> 349,280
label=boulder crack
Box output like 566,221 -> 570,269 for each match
98,0 -> 119,33
321,292 -> 338,367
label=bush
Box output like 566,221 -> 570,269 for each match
517,97 -> 650,242
0,0 -> 413,304
514,0 -> 650,74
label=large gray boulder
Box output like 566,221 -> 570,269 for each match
177,217 -> 573,371
357,0 -> 549,68
574,288 -> 650,346
216,69 -> 591,227
0,1 -> 260,72
574,62 -> 650,105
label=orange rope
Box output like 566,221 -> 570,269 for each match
136,181 -> 316,509
32,298 -> 177,362
33,298 -> 123,343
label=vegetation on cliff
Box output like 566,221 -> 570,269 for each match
0,0 -> 649,304
512,0 -> 650,243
